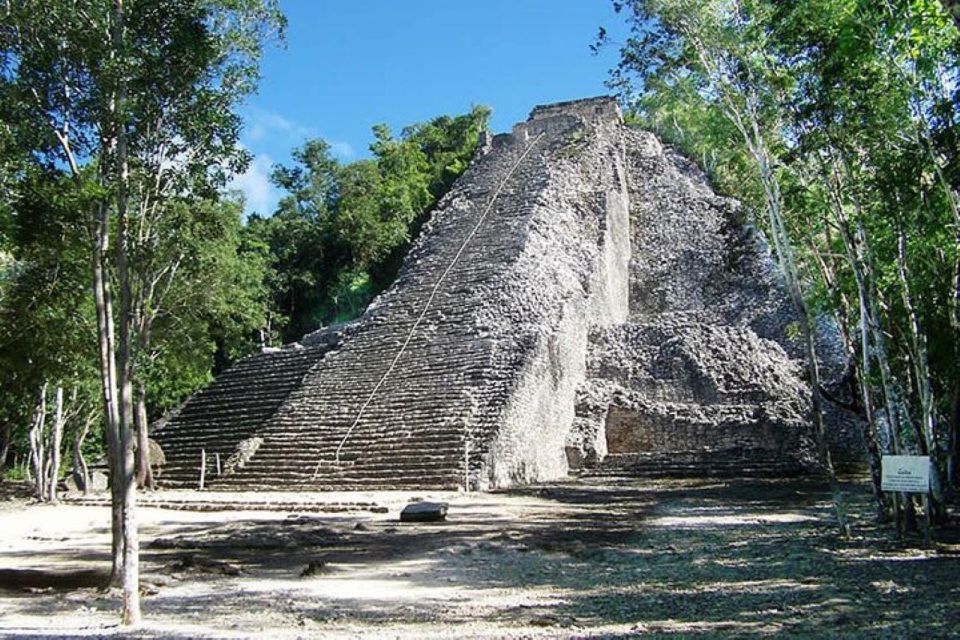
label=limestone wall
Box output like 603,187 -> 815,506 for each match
570,128 -> 862,474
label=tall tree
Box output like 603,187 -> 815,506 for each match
1,0 -> 283,623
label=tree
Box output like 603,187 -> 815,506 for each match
251,106 -> 491,343
1,0 -> 283,623
0,170 -> 102,494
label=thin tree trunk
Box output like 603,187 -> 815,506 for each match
134,321 -> 154,491
111,0 -> 140,624
896,227 -> 943,531
28,384 -> 47,501
91,201 -> 124,585
0,422 -> 12,474
948,225 -> 960,490
73,412 -> 93,494
949,384 -> 959,489
135,388 -> 153,491
47,386 -> 64,504
853,292 -> 886,517
897,229 -> 936,459
826,188 -> 888,517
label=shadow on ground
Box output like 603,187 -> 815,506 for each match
2,477 -> 960,638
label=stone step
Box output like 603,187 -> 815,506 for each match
159,458 -> 466,488
65,495 -> 388,514
210,472 -> 463,491
156,430 -> 466,451
581,451 -> 805,479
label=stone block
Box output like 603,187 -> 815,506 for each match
400,501 -> 448,523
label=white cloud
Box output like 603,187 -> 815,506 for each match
231,108 -> 358,217
229,153 -> 278,217
245,106 -> 315,144
243,106 -> 356,160
328,140 -> 356,160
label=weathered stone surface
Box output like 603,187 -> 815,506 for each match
569,128 -> 862,477
152,96 -> 862,491
400,501 -> 448,523
68,470 -> 109,494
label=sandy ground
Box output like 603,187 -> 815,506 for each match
0,477 -> 958,639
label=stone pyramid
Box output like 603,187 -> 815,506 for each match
152,97 -> 861,491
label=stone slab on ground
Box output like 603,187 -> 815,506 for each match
400,501 -> 448,522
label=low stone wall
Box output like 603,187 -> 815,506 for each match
604,403 -> 801,458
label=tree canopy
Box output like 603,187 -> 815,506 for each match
247,105 -> 490,342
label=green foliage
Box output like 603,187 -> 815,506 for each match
249,105 -> 491,342
139,196 -> 271,412
0,169 -> 103,464
0,1 -> 285,476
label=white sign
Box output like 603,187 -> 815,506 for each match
881,455 -> 931,493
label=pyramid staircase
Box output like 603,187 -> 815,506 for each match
153,345 -> 331,488
153,101 -> 612,491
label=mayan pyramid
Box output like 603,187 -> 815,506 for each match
152,97 -> 861,491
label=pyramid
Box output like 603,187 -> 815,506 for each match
153,97 -> 861,491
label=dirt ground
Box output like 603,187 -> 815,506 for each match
0,477 -> 958,639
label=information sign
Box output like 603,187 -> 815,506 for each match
881,455 -> 930,493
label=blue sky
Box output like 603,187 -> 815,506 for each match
230,1 -> 630,216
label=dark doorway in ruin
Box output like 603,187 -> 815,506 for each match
605,406 -> 656,454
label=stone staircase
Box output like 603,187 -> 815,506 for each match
152,345 -> 331,488
581,451 -> 804,479
209,131 -> 547,492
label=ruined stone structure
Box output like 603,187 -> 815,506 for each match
153,97 -> 861,491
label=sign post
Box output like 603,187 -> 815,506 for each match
881,455 -> 932,545
881,455 -> 931,493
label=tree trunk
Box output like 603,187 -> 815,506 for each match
0,422 -> 12,474
830,198 -> 889,518
946,220 -> 960,491
853,294 -> 886,518
28,384 -> 47,501
91,201 -> 124,585
947,386 -> 959,489
72,413 -> 93,494
135,389 -> 153,491
896,227 -> 944,530
47,386 -> 64,504
134,320 -> 154,491
111,0 -> 140,624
